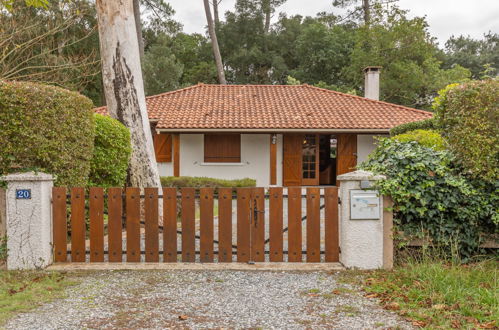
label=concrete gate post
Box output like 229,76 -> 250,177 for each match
337,170 -> 393,270
1,172 -> 54,270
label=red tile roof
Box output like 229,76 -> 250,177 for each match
94,84 -> 432,131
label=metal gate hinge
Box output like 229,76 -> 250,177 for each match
338,197 -> 342,205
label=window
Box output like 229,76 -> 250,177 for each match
204,134 -> 241,163
154,133 -> 172,162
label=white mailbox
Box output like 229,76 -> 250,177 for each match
350,190 -> 381,220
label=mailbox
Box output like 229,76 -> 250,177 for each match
350,190 -> 380,220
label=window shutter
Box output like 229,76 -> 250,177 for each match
154,133 -> 172,162
204,134 -> 241,162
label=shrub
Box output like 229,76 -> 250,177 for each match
161,176 -> 256,189
393,129 -> 446,150
88,114 -> 131,187
434,80 -> 499,181
0,81 -> 94,186
390,118 -> 436,136
360,138 -> 498,260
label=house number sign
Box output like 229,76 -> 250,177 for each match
16,189 -> 31,199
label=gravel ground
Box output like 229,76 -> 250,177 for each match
5,270 -> 412,329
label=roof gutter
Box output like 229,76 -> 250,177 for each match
156,128 -> 390,133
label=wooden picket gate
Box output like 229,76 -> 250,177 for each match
52,187 -> 339,263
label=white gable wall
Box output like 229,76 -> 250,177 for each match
357,134 -> 387,164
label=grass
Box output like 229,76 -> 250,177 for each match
0,271 -> 77,325
358,258 -> 498,329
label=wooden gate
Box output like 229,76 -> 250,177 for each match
52,187 -> 339,263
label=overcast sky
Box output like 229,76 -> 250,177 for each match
167,0 -> 499,46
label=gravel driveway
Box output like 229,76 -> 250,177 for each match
5,270 -> 411,329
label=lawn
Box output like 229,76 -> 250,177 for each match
350,259 -> 498,329
0,271 -> 78,325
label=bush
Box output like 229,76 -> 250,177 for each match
433,80 -> 499,181
393,129 -> 446,150
390,118 -> 437,136
88,114 -> 131,187
0,81 -> 94,186
161,176 -> 256,189
360,138 -> 498,260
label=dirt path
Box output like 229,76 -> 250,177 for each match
5,270 -> 412,329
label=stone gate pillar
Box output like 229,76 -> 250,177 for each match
337,170 -> 393,270
1,172 -> 54,270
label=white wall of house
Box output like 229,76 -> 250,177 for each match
170,134 -> 272,186
158,133 -> 383,186
357,134 -> 387,164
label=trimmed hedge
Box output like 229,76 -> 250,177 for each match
434,80 -> 499,181
390,118 -> 436,136
0,81 -> 94,186
88,114 -> 131,187
394,129 -> 446,151
161,176 -> 256,189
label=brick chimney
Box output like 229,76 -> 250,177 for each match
364,66 -> 382,100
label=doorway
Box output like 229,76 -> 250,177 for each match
319,135 -> 337,186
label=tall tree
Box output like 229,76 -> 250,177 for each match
95,0 -> 161,188
261,0 -> 286,33
212,0 -> 221,28
133,0 -> 145,59
203,0 -> 227,84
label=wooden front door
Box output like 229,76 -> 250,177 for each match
336,133 -> 357,176
283,134 -> 302,186
301,134 -> 319,186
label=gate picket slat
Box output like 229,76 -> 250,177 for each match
269,187 -> 283,262
89,187 -> 104,262
145,188 -> 159,262
108,188 -> 122,262
237,188 -> 251,262
181,188 -> 196,262
52,187 -> 67,262
218,188 -> 232,262
251,188 -> 265,262
163,188 -> 177,262
325,187 -> 339,262
306,188 -> 321,262
287,187 -> 302,262
126,188 -> 141,262
200,188 -> 214,262
70,187 -> 86,262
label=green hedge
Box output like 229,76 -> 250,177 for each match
390,118 -> 437,136
88,114 -> 131,187
394,129 -> 446,151
360,138 -> 498,260
161,176 -> 256,189
433,80 -> 499,181
0,81 -> 94,186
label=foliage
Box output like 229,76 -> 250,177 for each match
393,129 -> 446,150
0,0 -> 101,104
0,81 -> 95,186
443,32 -> 499,79
343,5 -> 471,109
1,0 -> 48,10
142,35 -> 184,96
389,117 -> 436,136
433,79 -> 499,181
0,271 -> 76,325
88,114 -> 131,188
361,259 -> 498,329
360,138 -> 498,259
161,176 -> 256,189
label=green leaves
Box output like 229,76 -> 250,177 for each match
360,138 -> 498,260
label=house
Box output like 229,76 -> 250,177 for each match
95,67 -> 432,186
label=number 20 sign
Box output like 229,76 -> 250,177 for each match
16,189 -> 31,199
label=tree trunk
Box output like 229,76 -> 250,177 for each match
213,0 -> 220,29
263,0 -> 271,34
133,0 -> 145,60
362,0 -> 370,25
203,0 -> 227,84
95,0 -> 161,189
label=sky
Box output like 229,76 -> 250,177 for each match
167,0 -> 499,46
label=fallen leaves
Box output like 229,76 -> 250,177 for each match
384,302 -> 400,311
477,320 -> 496,329
178,315 -> 188,321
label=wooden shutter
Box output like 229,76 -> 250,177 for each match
336,133 -> 357,176
204,134 -> 241,162
154,133 -> 172,162
283,134 -> 302,186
